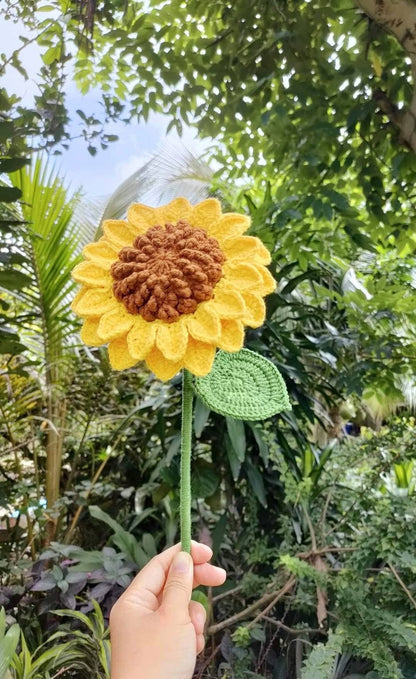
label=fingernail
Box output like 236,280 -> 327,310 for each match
172,551 -> 191,574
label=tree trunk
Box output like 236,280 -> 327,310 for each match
356,0 -> 416,152
45,373 -> 66,544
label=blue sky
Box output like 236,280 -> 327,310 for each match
0,14 -> 203,201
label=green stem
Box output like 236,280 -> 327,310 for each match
180,369 -> 194,553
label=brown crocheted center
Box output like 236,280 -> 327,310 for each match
110,221 -> 225,322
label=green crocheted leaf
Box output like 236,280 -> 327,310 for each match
193,349 -> 291,420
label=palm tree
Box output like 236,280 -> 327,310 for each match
6,159 -> 88,539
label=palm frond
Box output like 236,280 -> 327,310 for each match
139,141 -> 213,205
9,157 -> 92,369
99,156 -> 155,226
95,141 -> 213,237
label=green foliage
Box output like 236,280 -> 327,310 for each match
31,541 -> 136,614
51,601 -> 111,678
0,608 -> 20,679
89,505 -> 155,567
6,600 -> 110,678
9,158 -> 84,366
302,631 -> 343,679
0,110 -> 30,358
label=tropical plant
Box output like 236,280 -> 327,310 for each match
50,601 -> 111,678
2,600 -> 110,679
0,608 -> 20,679
0,158 -> 89,541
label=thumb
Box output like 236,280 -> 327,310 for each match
161,551 -> 193,621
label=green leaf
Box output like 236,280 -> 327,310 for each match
344,224 -> 375,250
302,631 -> 344,678
0,336 -> 26,354
245,458 -> 267,507
53,608 -> 95,633
0,157 -> 29,173
193,397 -> 210,438
41,45 -> 61,65
142,532 -> 157,557
0,619 -> 20,679
280,270 -> 318,295
225,433 -> 242,481
89,506 -> 149,567
226,417 -> 246,461
0,186 -> 22,203
194,349 -> 291,420
0,252 -> 27,265
0,122 -> 15,141
0,269 -> 32,291
249,424 -> 269,464
191,589 -> 209,613
192,460 -> 219,499
212,512 -> 227,558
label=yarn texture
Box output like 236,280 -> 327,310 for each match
180,369 -> 194,553
111,221 -> 225,322
71,197 -> 276,381
194,349 -> 291,420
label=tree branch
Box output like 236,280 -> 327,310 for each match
247,577 -> 297,629
262,616 -> 327,636
207,576 -> 296,635
388,561 -> 416,609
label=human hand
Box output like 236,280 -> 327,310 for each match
110,541 -> 226,679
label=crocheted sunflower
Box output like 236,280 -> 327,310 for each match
71,198 -> 275,381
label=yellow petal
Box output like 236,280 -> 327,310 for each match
71,288 -> 118,317
258,266 -> 276,295
187,305 -> 221,343
155,319 -> 188,362
80,318 -> 106,346
223,262 -> 264,291
217,319 -> 245,352
191,198 -> 222,232
208,282 -> 245,319
98,306 -> 135,341
145,346 -> 182,381
156,197 -> 192,225
242,292 -> 266,328
127,203 -> 158,232
127,317 -> 157,360
103,219 -> 137,249
208,213 -> 251,242
83,240 -> 119,270
108,336 -> 138,370
71,288 -> 87,314
72,261 -> 112,288
255,241 -> 272,265
224,236 -> 271,264
183,338 -> 216,377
